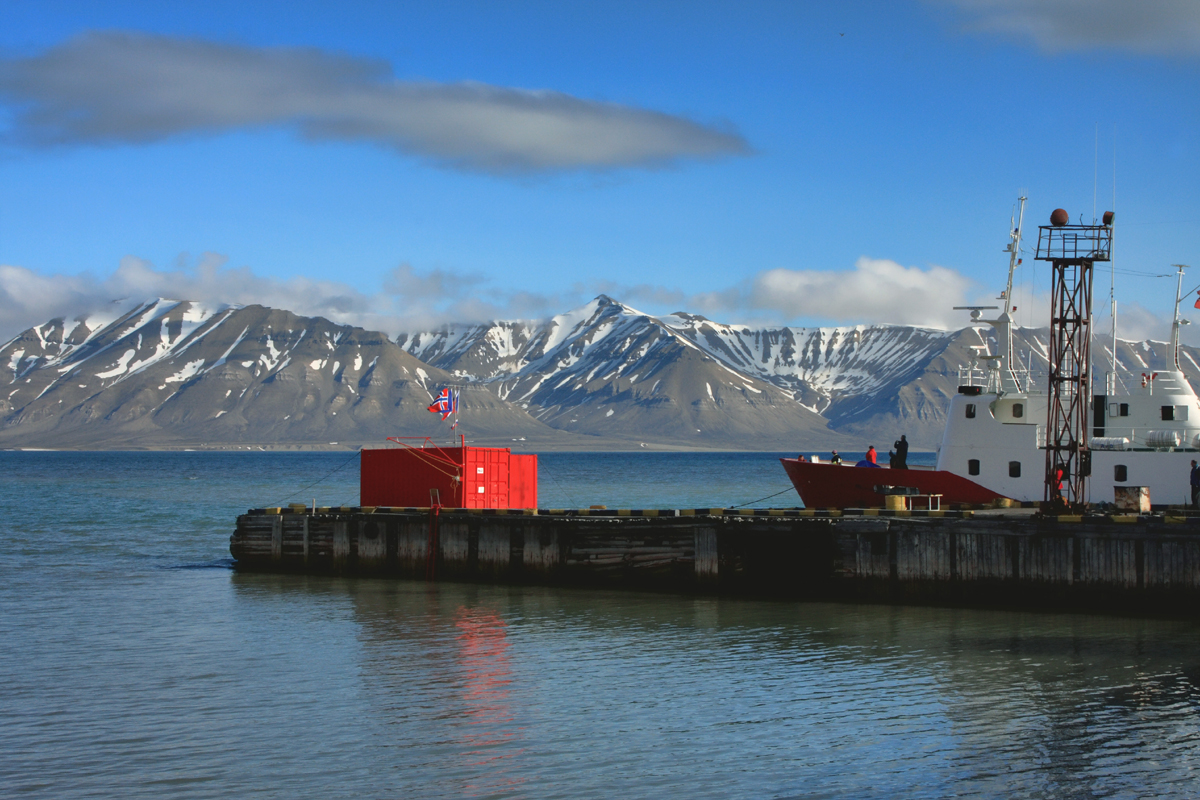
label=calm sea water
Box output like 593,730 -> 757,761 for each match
2,450 -> 1199,799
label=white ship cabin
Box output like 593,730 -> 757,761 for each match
936,349 -> 1200,505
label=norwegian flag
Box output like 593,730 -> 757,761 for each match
427,387 -> 459,421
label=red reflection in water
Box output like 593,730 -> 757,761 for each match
453,607 -> 525,794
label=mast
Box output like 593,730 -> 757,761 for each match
1108,141 -> 1118,395
953,197 -> 1027,395
1108,275 -> 1117,394
1172,264 -> 1190,370
1001,197 -> 1026,388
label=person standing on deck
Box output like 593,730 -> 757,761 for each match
866,446 -> 877,464
830,450 -> 842,465
894,435 -> 909,470
1191,460 -> 1200,509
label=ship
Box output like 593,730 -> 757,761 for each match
782,199 -> 1200,509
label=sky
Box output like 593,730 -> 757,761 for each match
0,0 -> 1197,343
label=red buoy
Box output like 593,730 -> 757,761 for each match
1050,208 -> 1069,226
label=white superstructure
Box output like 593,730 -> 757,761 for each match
935,210 -> 1198,506
936,367 -> 1200,505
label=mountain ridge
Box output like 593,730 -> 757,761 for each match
3,295 -> 1198,451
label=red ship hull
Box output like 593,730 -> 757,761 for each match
780,459 -> 1008,509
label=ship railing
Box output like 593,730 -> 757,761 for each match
956,365 -> 1041,394
1032,427 -> 1200,451
957,366 -> 987,386
1089,428 -> 1200,451
1035,223 -> 1113,262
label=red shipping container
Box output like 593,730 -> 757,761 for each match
509,454 -> 538,508
360,444 -> 538,509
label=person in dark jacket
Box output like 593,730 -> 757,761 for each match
1191,460 -> 1200,509
894,435 -> 909,470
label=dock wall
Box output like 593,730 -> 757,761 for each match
230,508 -> 1200,615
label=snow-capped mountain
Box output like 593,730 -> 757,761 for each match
0,299 -> 574,449
400,295 -> 970,445
401,296 -> 850,447
399,295 -> 1200,449
4,294 -> 1199,450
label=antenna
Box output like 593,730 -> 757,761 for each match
1109,130 -> 1117,395
1093,123 -> 1098,224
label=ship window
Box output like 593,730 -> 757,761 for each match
1012,403 -> 1024,419
1162,406 -> 1175,421
968,459 -> 980,476
1009,461 -> 1021,478
1178,406 -> 1189,421
1114,464 -> 1127,482
965,404 -> 976,419
1120,403 -> 1129,416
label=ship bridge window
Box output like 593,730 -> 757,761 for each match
968,459 -> 980,476
1114,464 -> 1127,482
1009,461 -> 1021,478
965,403 -> 976,419
1163,406 -> 1176,421
1012,403 -> 1024,419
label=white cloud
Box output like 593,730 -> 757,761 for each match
935,0 -> 1200,56
742,257 -> 977,328
1,253 -> 1185,346
0,31 -> 750,173
1104,302 -> 1181,344
0,254 -> 582,343
586,260 -> 993,328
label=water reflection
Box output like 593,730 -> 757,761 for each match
228,576 -> 1200,798
452,607 -> 524,795
21,450 -> 1199,798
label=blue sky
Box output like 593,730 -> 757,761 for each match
0,0 -> 1197,341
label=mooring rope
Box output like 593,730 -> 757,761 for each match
273,449 -> 361,506
726,486 -> 796,509
540,466 -> 577,509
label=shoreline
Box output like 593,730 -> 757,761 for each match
1,439 -> 895,454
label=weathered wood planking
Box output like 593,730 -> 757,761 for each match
230,510 -> 1200,615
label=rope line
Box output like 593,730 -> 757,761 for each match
540,465 -> 577,509
726,486 -> 796,508
386,437 -> 463,480
274,449 -> 360,506
396,445 -> 461,480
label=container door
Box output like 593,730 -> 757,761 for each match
463,448 -> 511,508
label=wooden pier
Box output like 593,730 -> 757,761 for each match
230,506 -> 1200,615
